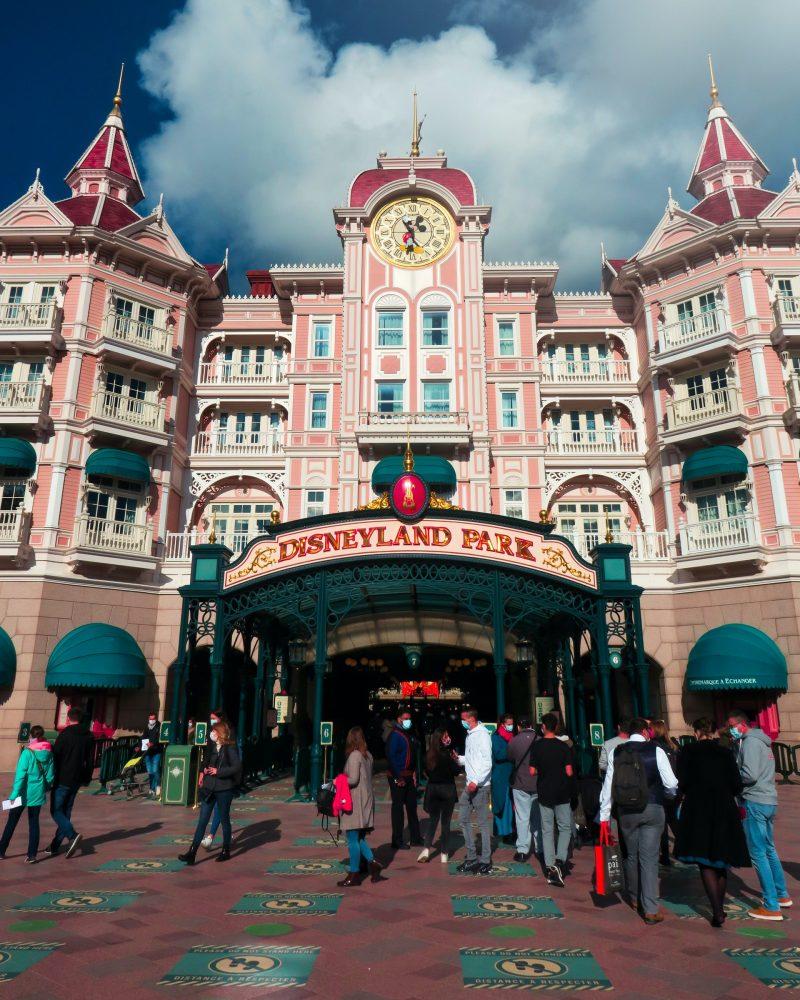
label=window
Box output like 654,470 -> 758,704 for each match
306,490 -> 325,518
377,312 -> 403,347
498,321 -> 515,356
209,501 -> 275,552
693,478 -> 750,529
0,481 -> 25,511
504,489 -> 524,519
423,381 -> 450,413
500,391 -> 518,428
377,382 -> 404,413
422,311 -> 449,347
310,392 -> 328,429
38,286 -> 55,304
85,476 -> 143,528
555,502 -> 623,549
313,322 -> 331,358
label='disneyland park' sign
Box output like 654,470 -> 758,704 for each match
222,516 -> 597,591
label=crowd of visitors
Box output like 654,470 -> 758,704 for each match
0,699 -> 792,927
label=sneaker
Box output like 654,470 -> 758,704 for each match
416,848 -> 430,863
475,863 -> 494,876
643,912 -> 665,925
545,866 -> 562,886
779,897 -> 793,908
64,833 -> 83,859
513,852 -> 526,863
24,856 -> 37,864
43,840 -> 59,857
155,785 -> 161,797
748,906 -> 783,921
456,859 -> 478,873
440,852 -> 449,864
201,835 -> 214,850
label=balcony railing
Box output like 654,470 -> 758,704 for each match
777,294 -> 800,323
359,409 -> 469,428
195,430 -> 284,456
659,307 -> 729,352
0,302 -> 57,330
546,428 -> 640,455
561,529 -> 670,561
0,380 -> 46,411
199,361 -> 287,385
92,391 -> 165,432
104,313 -> 171,356
0,508 -> 25,543
666,386 -> 741,430
679,514 -> 758,554
541,359 -> 632,383
786,373 -> 800,408
164,530 -> 252,561
73,515 -> 153,555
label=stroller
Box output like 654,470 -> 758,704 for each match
107,751 -> 148,799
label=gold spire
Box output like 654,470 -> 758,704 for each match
411,90 -> 422,158
707,53 -> 721,109
403,438 -> 415,473
111,63 -> 125,119
604,514 -> 614,544
209,509 -> 217,545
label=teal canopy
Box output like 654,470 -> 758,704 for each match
0,627 -> 16,687
0,438 -> 36,474
46,624 -> 147,690
372,455 -> 457,496
86,448 -> 150,485
682,446 -> 748,483
686,624 -> 788,692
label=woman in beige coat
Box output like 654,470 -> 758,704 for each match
338,727 -> 384,887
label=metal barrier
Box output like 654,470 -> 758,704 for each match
772,742 -> 800,782
96,736 -> 142,791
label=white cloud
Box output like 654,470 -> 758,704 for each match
138,0 -> 800,290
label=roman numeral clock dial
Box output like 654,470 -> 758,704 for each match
370,196 -> 455,268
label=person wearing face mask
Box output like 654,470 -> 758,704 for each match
418,727 -> 461,863
179,721 -> 241,865
386,709 -> 422,850
727,710 -> 791,920
491,715 -> 515,843
455,706 -> 493,874
140,713 -> 162,798
507,716 -> 542,863
201,709 -> 233,850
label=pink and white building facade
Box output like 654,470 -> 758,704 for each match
0,75 -> 799,765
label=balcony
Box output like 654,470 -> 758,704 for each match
0,508 -> 31,563
784,373 -> 800,431
0,302 -> 61,347
541,359 -> 633,385
99,313 -> 174,368
772,294 -> 800,349
663,386 -> 744,442
163,529 -> 251,562
677,514 -> 765,572
199,360 -> 287,386
195,430 -> 284,458
356,410 -> 472,447
655,307 -> 734,367
69,515 -> 155,571
90,391 -> 167,441
0,380 -> 49,428
561,529 -> 670,562
546,428 -> 641,457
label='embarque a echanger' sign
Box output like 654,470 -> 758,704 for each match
222,517 -> 598,591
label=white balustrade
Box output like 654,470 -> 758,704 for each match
546,428 -> 640,455
92,391 -> 165,431
0,380 -> 46,411
163,530 -> 251,560
666,386 -> 740,429
74,515 -> 153,555
0,508 -> 24,542
199,361 -> 287,385
659,307 -> 728,351
561,529 -> 670,561
777,294 -> 800,323
359,410 -> 469,427
541,359 -> 632,383
104,313 -> 171,355
787,373 -> 800,408
195,430 -> 284,456
680,514 -> 757,554
0,302 -> 56,330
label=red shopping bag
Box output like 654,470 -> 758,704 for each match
594,824 -> 624,895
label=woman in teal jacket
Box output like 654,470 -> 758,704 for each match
491,714 -> 516,841
0,725 -> 54,863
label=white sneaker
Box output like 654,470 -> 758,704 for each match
201,835 -> 213,850
155,786 -> 161,797
417,847 -> 430,863
440,852 -> 449,864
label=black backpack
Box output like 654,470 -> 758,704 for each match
610,743 -> 649,812
316,781 -> 340,845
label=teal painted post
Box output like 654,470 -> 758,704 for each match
209,607 -> 225,711
593,613 -> 614,735
561,639 -> 577,735
632,603 -> 650,717
238,632 -> 251,746
251,635 -> 267,739
309,572 -> 328,796
170,601 -> 191,742
492,573 -> 506,716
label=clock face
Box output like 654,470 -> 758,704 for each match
370,196 -> 455,268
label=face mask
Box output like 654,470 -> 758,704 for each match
210,732 -> 219,743
401,719 -> 412,730
729,726 -> 743,740
148,719 -> 156,727
504,724 -> 514,733
210,718 -> 219,726
461,720 -> 470,731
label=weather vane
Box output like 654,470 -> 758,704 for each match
411,90 -> 425,157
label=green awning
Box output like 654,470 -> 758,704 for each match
0,627 -> 16,687
46,624 -> 147,690
682,446 -> 748,483
686,624 -> 788,692
372,455 -> 457,496
0,438 -> 36,474
86,448 -> 150,485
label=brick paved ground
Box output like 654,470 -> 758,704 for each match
0,770 -> 798,997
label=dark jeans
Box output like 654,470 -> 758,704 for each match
191,789 -> 235,850
423,782 -> 456,851
389,777 -> 420,846
51,784 -> 79,846
0,805 -> 41,859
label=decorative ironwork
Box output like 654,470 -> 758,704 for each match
429,491 -> 459,510
358,491 -> 390,511
190,599 -> 217,639
541,546 -> 594,585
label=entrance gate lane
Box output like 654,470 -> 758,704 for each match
170,508 -> 648,794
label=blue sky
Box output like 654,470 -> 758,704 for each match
5,1 -> 800,291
